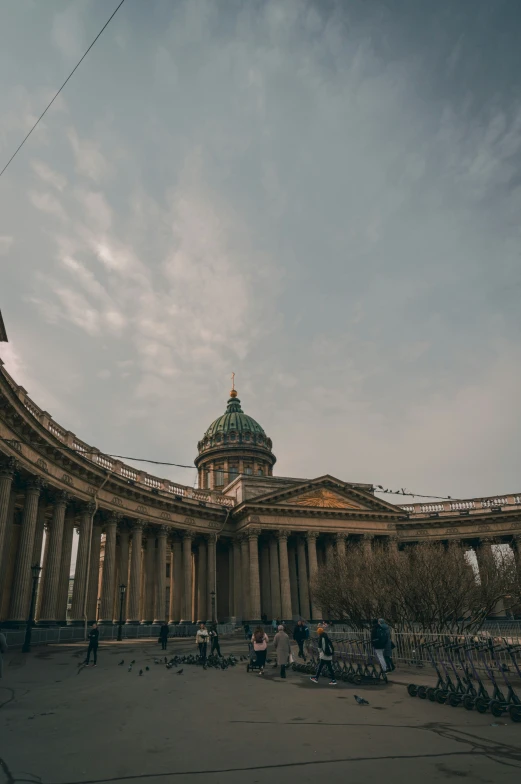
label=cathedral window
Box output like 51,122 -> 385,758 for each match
229,465 -> 238,481
244,465 -> 253,475
257,467 -> 264,476
215,466 -> 224,486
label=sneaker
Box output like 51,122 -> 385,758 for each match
328,680 -> 337,685
310,676 -> 319,683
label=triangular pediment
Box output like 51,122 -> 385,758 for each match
244,475 -> 403,515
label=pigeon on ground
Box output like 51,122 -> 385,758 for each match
118,660 -> 124,666
164,656 -> 167,664
176,669 -> 183,675
128,666 -> 132,672
145,666 -> 149,671
130,660 -> 135,665
154,659 -> 160,665
354,695 -> 369,705
139,669 -> 143,676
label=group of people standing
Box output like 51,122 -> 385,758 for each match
195,623 -> 221,666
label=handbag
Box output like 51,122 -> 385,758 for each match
289,652 -> 294,664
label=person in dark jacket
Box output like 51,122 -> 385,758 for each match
84,623 -> 99,666
159,623 -> 169,651
378,618 -> 395,671
293,620 -> 308,660
370,619 -> 388,672
209,625 -> 221,657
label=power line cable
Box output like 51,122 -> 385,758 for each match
0,0 -> 126,180
0,435 -> 471,502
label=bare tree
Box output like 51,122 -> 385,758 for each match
310,541 -> 518,634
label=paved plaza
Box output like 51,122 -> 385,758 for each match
1,638 -> 521,784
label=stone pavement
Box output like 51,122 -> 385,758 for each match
1,638 -> 521,784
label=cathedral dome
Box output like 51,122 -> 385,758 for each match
195,386 -> 276,489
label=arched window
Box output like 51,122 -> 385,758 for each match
215,465 -> 224,486
257,467 -> 264,476
244,465 -> 253,475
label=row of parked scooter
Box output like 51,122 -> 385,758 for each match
407,637 -> 521,722
298,638 -> 388,684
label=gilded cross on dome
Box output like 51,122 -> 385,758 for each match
230,372 -> 237,398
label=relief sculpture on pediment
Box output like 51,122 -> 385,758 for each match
292,488 -> 362,509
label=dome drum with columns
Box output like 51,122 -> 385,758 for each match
0,354 -> 520,628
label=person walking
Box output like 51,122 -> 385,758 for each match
370,618 -> 388,672
0,627 -> 7,679
310,627 -> 337,685
273,624 -> 291,679
293,620 -> 308,660
243,622 -> 251,640
84,622 -> 99,667
209,625 -> 221,657
271,618 -> 278,635
196,623 -> 209,666
251,626 -> 269,675
159,622 -> 169,651
378,618 -> 395,671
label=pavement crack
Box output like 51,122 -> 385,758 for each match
0,757 -> 15,784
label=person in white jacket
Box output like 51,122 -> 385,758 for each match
196,623 -> 209,667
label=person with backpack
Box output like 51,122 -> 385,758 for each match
371,618 -> 388,671
310,627 -> 336,685
251,626 -> 269,675
293,620 -> 308,660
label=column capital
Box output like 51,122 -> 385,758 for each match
26,476 -> 46,494
334,533 -> 346,543
0,456 -> 18,478
305,530 -> 319,541
130,520 -> 144,532
362,533 -> 375,541
183,530 -> 194,541
117,519 -> 131,534
157,524 -> 169,537
477,537 -> 495,546
105,513 -> 121,528
276,529 -> 290,541
247,527 -> 262,539
512,533 -> 521,544
81,501 -> 97,516
54,490 -> 71,508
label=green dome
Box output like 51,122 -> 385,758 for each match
204,396 -> 266,439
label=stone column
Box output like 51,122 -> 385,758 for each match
35,523 -> 50,621
207,533 -> 217,622
361,534 -> 374,556
154,525 -> 168,623
38,492 -> 69,624
511,534 -> 521,571
296,536 -> 310,620
240,534 -> 250,620
99,515 -> 119,624
248,528 -> 262,622
86,521 -> 102,622
475,537 -> 506,617
259,539 -> 271,618
228,541 -> 235,618
335,533 -> 346,559
233,538 -> 242,618
277,530 -> 292,620
115,523 -> 130,620
0,458 -> 16,570
306,531 -> 321,620
181,532 -> 193,622
288,538 -> 299,615
142,529 -> 156,623
70,503 -> 95,623
8,477 -> 44,623
269,536 -> 281,620
1,510 -> 20,620
325,536 -> 334,564
197,537 -> 207,622
170,537 -> 182,623
32,503 -> 47,568
56,510 -> 76,624
126,522 -> 143,623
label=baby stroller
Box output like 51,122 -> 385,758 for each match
246,642 -> 263,673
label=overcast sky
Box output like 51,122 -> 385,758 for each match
1,0 -> 521,503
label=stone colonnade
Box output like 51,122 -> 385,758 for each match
2,466 -> 521,625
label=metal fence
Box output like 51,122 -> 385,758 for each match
2,623 -> 235,649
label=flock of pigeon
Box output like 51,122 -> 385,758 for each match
116,653 -> 245,675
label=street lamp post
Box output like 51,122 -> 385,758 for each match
96,597 -> 101,622
210,590 -> 216,624
22,564 -> 41,653
117,584 -> 126,642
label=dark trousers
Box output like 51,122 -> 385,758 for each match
198,643 -> 207,663
280,664 -> 287,678
85,643 -> 98,665
211,639 -> 221,656
296,640 -> 306,659
255,649 -> 267,669
315,658 -> 335,679
161,638 -> 168,650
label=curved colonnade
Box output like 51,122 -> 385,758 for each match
0,357 -> 520,627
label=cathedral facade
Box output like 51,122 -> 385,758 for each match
0,361 -> 520,626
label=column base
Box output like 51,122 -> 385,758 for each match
179,619 -> 192,624
140,620 -> 153,625
125,620 -> 140,625
97,619 -> 115,626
